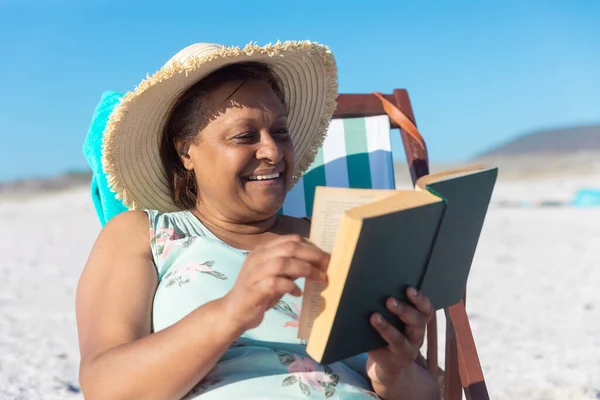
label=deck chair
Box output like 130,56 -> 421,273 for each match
83,89 -> 489,400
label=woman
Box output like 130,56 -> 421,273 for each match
76,41 -> 439,399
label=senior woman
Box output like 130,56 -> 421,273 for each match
76,41 -> 439,400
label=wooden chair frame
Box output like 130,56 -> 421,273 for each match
332,89 -> 490,400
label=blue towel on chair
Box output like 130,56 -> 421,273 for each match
82,91 -> 129,226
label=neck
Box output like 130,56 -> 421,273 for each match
191,201 -> 280,238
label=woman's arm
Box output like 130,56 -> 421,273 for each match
76,211 -> 242,400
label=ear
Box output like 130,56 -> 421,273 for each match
174,138 -> 194,171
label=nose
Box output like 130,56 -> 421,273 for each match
256,132 -> 283,165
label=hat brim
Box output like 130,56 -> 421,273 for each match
102,41 -> 338,212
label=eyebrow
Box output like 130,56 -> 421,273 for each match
233,115 -> 288,125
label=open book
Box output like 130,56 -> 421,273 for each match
298,165 -> 498,364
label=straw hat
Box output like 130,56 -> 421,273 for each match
102,40 -> 338,212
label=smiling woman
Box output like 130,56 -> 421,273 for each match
75,41 -> 439,400
160,62 -> 292,216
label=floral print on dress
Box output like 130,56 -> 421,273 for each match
163,260 -> 227,288
182,366 -> 222,399
160,236 -> 198,261
276,351 -> 339,397
273,300 -> 301,328
150,227 -> 186,259
273,301 -> 308,346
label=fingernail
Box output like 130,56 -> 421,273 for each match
390,298 -> 400,309
408,287 -> 418,297
320,272 -> 328,282
374,314 -> 384,326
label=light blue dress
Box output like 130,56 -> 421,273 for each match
146,209 -> 381,399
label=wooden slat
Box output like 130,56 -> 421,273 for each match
392,89 -> 416,124
333,93 -> 394,119
333,92 -> 411,130
393,89 -> 429,183
444,311 -> 463,400
448,301 -> 490,399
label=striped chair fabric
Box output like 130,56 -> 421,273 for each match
281,115 -> 396,218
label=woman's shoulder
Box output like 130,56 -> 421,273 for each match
103,210 -> 150,236
92,210 -> 153,259
103,209 -> 197,240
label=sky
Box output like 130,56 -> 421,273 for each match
0,0 -> 599,182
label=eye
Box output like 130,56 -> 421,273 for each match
232,130 -> 258,141
273,128 -> 290,138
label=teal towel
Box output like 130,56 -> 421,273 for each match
82,91 -> 129,226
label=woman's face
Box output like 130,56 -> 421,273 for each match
180,80 -> 294,222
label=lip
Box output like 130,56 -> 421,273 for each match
245,168 -> 285,178
242,169 -> 285,187
244,174 -> 284,187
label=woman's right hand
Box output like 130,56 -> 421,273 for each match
221,234 -> 329,334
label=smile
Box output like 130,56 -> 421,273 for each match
247,172 -> 280,181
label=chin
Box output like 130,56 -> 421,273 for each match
250,199 -> 285,219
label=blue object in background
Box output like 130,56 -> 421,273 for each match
571,188 -> 600,207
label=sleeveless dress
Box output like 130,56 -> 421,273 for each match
145,209 -> 381,399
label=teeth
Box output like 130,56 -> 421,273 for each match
248,173 -> 280,181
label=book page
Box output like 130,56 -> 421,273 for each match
298,187 -> 398,339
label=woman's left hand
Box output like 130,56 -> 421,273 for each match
366,287 -> 435,399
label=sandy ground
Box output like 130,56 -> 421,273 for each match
1,176 -> 599,399
433,176 -> 600,399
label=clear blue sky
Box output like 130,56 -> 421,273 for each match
1,0 -> 599,182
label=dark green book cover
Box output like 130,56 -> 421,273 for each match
319,201 -> 445,364
418,167 -> 498,310
316,167 -> 497,364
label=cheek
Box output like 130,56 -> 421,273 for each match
281,140 -> 294,162
282,142 -> 295,173
195,150 -> 250,186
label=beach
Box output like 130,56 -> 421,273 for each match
0,175 -> 599,399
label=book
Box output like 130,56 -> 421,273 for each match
298,165 -> 498,364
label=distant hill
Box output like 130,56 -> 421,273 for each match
0,170 -> 92,198
472,124 -> 600,178
475,124 -> 600,158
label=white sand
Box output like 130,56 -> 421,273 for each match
1,176 -> 599,399
435,184 -> 600,399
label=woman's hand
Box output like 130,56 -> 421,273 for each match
222,234 -> 329,334
366,287 -> 438,399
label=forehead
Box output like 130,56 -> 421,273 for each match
204,80 -> 285,113
196,80 -> 288,134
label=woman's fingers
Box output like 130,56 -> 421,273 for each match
384,289 -> 434,346
406,287 -> 434,319
369,313 -> 416,367
258,235 -> 330,270
386,297 -> 423,325
257,275 -> 302,297
268,257 -> 328,283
